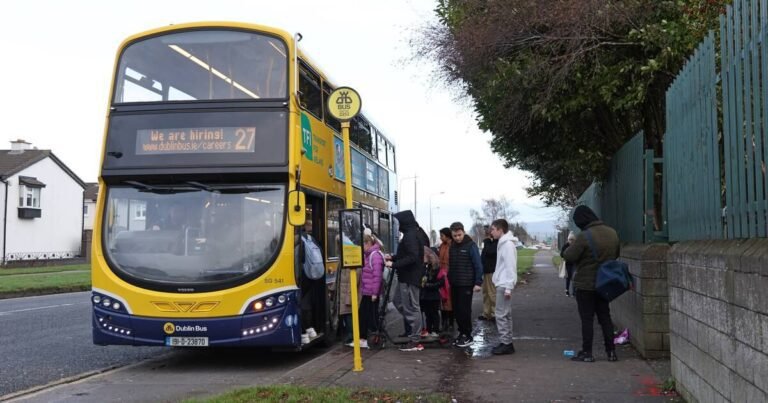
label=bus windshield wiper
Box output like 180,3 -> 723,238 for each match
124,181 -> 199,194
207,185 -> 281,194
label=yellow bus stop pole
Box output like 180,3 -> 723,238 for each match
341,121 -> 363,372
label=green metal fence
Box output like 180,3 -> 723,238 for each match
577,0 -> 768,243
720,0 -> 768,239
665,32 -> 722,241
576,132 -> 646,243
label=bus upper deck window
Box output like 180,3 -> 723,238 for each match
114,30 -> 288,103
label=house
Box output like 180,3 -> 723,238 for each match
0,140 -> 86,264
83,183 -> 98,231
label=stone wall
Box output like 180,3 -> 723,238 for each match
613,243 -> 671,358
668,239 -> 768,403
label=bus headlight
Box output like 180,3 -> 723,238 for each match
92,295 -> 102,304
112,302 -> 121,310
265,297 -> 274,307
102,298 -> 112,307
277,295 -> 286,304
253,301 -> 264,311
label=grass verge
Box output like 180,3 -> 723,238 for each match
0,264 -> 90,276
185,385 -> 451,403
0,265 -> 91,298
516,249 -> 537,275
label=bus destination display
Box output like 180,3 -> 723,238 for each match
136,127 -> 256,155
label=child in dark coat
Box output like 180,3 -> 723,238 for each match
419,247 -> 443,337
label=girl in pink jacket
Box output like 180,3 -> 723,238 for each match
349,233 -> 384,349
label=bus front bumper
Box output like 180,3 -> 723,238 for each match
92,293 -> 302,347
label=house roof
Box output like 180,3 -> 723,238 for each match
0,149 -> 86,189
84,183 -> 99,201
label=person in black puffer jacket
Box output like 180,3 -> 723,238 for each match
385,210 -> 427,351
447,221 -> 483,348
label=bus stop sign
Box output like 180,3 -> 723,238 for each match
327,87 -> 361,122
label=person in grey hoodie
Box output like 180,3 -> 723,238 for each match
490,219 -> 518,355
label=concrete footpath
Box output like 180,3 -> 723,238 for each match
282,251 -> 680,402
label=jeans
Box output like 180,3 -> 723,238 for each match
575,288 -> 615,353
393,282 -> 422,342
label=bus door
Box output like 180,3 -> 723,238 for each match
300,191 -> 328,336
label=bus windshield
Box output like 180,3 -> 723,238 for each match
103,183 -> 285,289
113,29 -> 288,103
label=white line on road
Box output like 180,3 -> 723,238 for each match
0,302 -> 86,316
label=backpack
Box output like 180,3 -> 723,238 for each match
585,230 -> 633,302
302,234 -> 325,280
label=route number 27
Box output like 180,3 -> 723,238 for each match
235,128 -> 256,151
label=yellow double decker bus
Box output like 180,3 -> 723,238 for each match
92,22 -> 398,348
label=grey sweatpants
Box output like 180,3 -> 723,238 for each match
393,281 -> 422,342
495,286 -> 514,344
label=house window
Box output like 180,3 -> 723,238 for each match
134,202 -> 147,220
19,185 -> 41,208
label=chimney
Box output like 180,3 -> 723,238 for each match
10,139 -> 32,153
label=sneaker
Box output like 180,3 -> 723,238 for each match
492,342 -> 515,355
420,329 -> 429,337
607,350 -> 618,362
346,340 -> 370,349
565,290 -> 570,297
306,327 -> 317,338
301,334 -> 310,345
399,341 -> 424,351
453,334 -> 473,348
570,350 -> 595,362
428,332 -> 439,338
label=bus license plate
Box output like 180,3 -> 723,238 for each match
166,337 -> 209,347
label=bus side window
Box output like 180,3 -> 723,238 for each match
322,82 -> 342,133
351,117 -> 373,155
326,195 -> 344,259
378,214 -> 391,253
299,63 -> 322,119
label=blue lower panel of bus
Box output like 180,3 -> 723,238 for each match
92,291 -> 302,347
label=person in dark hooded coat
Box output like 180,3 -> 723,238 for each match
385,210 -> 427,351
562,205 -> 620,363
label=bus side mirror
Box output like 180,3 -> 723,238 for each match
288,190 -> 306,226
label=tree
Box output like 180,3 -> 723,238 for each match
510,222 -> 531,244
417,0 -> 726,208
469,196 -> 519,245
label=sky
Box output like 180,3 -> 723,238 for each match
0,0 -> 563,237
